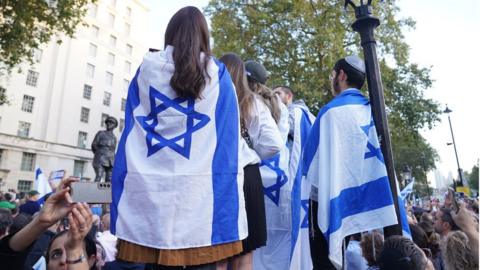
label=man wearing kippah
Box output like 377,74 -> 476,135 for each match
304,56 -> 365,270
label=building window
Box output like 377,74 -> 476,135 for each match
103,92 -> 111,106
21,95 -> 35,113
26,70 -> 39,87
105,72 -> 113,85
91,25 -> 99,37
101,113 -> 109,127
126,44 -> 133,55
89,43 -> 97,57
17,180 -> 33,192
124,23 -> 131,36
89,4 -> 97,18
124,61 -> 131,74
73,160 -> 86,177
121,98 -> 126,111
108,13 -> 115,27
20,152 -> 36,171
119,118 -> 125,132
80,107 -> 90,123
34,49 -> 43,62
17,121 -> 31,137
86,63 -> 95,78
109,35 -> 117,48
83,84 -> 92,99
126,7 -> 132,18
0,149 -> 4,166
123,79 -> 130,91
108,52 -> 115,66
77,131 -> 88,148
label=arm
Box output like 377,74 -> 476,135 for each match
65,203 -> 93,270
247,98 -> 283,160
452,205 -> 479,263
9,177 -> 76,251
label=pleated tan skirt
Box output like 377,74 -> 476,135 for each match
117,239 -> 243,266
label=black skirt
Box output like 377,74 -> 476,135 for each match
242,164 -> 267,253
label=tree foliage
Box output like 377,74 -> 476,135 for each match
465,165 -> 479,191
0,0 -> 96,73
205,0 -> 441,193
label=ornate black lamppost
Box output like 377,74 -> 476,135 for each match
444,105 -> 464,186
344,0 -> 402,236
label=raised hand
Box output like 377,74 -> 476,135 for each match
37,176 -> 77,227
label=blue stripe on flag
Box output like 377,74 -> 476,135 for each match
303,89 -> 369,176
111,67 -> 142,234
35,168 -> 42,180
290,110 -> 313,259
398,196 -> 412,238
324,176 -> 394,240
211,60 -> 240,244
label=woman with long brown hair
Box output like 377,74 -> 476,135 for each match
111,7 -> 248,269
220,53 -> 283,270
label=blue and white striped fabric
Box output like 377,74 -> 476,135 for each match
289,105 -> 315,270
400,177 -> 415,200
111,46 -> 247,249
34,167 -> 52,203
303,89 -> 398,269
397,177 -> 413,238
253,104 -> 292,270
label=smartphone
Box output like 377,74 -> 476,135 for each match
49,170 -> 65,189
70,182 -> 112,204
448,187 -> 459,213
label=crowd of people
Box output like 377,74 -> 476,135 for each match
0,5 -> 478,270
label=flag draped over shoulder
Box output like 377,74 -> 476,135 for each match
111,46 -> 247,249
303,89 -> 398,269
289,105 -> 315,270
253,105 -> 292,270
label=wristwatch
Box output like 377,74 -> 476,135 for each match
66,254 -> 86,264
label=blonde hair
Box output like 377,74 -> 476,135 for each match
248,81 -> 281,123
442,231 -> 478,270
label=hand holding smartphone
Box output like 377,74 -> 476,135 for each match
448,188 -> 459,213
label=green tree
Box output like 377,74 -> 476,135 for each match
205,0 -> 441,192
0,0 -> 96,73
465,165 -> 479,191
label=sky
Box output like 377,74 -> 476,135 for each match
143,0 -> 480,188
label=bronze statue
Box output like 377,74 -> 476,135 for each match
92,116 -> 118,182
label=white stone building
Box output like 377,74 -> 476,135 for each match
0,0 -> 149,193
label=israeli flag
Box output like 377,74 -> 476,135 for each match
32,256 -> 46,270
34,167 -> 52,200
397,177 -> 412,238
303,89 -> 398,269
254,104 -> 292,270
289,105 -> 315,270
111,46 -> 247,249
400,177 -> 415,200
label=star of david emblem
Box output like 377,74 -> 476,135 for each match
301,199 -> 309,229
136,86 -> 210,159
260,155 -> 288,206
360,120 -> 384,164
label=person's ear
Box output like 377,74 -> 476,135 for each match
339,69 -> 347,82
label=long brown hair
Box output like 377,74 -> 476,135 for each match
248,80 -> 281,124
164,6 -> 211,99
219,53 -> 255,123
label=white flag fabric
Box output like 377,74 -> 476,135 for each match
111,46 -> 247,249
34,167 -> 52,199
400,177 -> 415,200
303,89 -> 398,269
253,102 -> 292,270
289,104 -> 315,270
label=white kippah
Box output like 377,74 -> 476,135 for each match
345,55 -> 365,74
